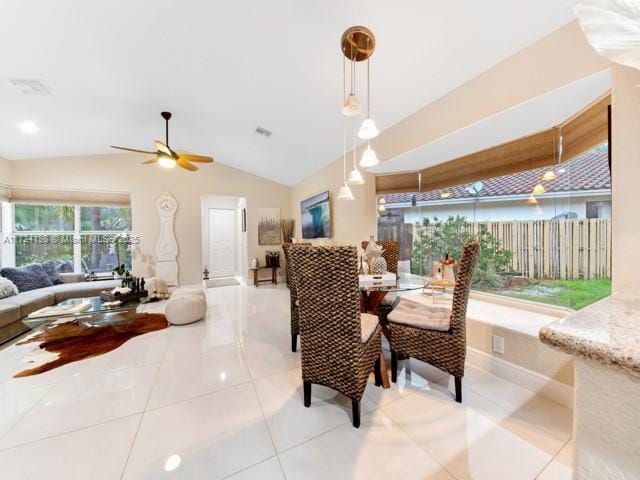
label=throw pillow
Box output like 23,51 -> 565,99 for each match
42,261 -> 64,285
0,277 -> 18,299
0,264 -> 54,292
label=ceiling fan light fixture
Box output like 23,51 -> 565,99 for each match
158,153 -> 177,169
358,117 -> 379,139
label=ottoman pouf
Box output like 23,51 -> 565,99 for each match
172,287 -> 206,299
165,294 -> 207,325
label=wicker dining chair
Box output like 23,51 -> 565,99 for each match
290,245 -> 383,428
387,240 -> 479,403
282,242 -> 311,352
361,240 -> 399,274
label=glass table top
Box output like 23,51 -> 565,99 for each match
22,296 -> 141,329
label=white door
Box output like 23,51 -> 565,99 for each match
208,209 -> 236,277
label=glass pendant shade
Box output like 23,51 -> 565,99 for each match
342,94 -> 362,117
337,184 -> 355,201
158,153 -> 177,168
526,195 -> 538,205
542,170 -> 557,181
360,146 -> 379,167
358,117 -> 379,139
347,167 -> 364,185
533,184 -> 546,194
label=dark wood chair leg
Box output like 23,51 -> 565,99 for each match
454,376 -> 462,403
291,333 -> 297,352
303,381 -> 311,407
391,350 -> 398,383
374,357 -> 382,386
352,399 -> 360,428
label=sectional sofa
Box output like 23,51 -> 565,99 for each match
0,273 -> 120,344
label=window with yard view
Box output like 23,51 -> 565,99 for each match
12,204 -> 133,273
377,144 -> 611,310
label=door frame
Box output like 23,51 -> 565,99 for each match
200,195 -> 248,281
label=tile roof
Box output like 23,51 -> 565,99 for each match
381,147 -> 610,205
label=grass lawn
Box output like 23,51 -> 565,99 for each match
494,278 -> 612,310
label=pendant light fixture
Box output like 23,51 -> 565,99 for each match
338,119 -> 355,201
358,35 -> 379,140
343,53 -> 362,117
347,127 -> 365,185
533,184 -> 546,195
360,141 -> 379,167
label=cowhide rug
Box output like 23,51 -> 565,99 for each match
14,311 -> 168,378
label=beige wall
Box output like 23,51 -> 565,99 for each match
0,157 -> 12,186
290,157 -> 377,246
371,20 -> 610,168
611,65 -> 640,291
9,154 -> 291,285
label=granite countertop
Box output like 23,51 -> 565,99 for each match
539,286 -> 640,378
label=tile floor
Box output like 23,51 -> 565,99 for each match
0,283 -> 573,479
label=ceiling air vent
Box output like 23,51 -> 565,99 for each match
8,79 -> 52,95
255,126 -> 272,138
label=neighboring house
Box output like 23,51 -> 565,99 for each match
380,147 -> 611,223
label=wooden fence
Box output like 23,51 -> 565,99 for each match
380,218 -> 611,280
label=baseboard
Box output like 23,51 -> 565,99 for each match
466,347 -> 574,409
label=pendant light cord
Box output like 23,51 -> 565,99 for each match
367,37 -> 371,117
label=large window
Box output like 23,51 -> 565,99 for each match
9,203 -> 133,273
378,145 -> 612,310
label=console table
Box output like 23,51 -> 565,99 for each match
249,266 -> 279,287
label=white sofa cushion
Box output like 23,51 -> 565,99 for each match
165,294 -> 207,325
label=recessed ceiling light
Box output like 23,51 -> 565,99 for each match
18,121 -> 39,135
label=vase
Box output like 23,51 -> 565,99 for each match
371,256 -> 387,274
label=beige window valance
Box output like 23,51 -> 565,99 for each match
375,94 -> 611,194
8,186 -> 131,207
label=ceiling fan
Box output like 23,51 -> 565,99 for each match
110,111 -> 214,171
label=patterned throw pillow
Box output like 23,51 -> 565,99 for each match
0,264 -> 54,292
42,261 -> 64,285
0,277 -> 18,299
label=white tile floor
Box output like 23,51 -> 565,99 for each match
0,283 -> 574,480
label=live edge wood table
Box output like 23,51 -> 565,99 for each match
250,266 -> 279,287
359,278 -> 424,389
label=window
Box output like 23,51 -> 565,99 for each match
378,145 -> 612,310
14,205 -> 74,270
9,203 -> 133,274
80,206 -> 133,273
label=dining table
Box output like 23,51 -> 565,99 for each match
359,275 -> 424,389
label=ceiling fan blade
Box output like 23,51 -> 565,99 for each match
111,145 -> 156,154
141,158 -> 158,165
154,141 -> 173,156
177,160 -> 198,171
178,153 -> 214,163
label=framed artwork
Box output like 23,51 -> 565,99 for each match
258,207 -> 281,245
301,191 -> 331,239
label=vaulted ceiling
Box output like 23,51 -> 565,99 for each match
0,1 -> 580,185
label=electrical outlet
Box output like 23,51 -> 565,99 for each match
492,335 -> 505,355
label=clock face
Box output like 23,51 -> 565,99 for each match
157,194 -> 177,216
